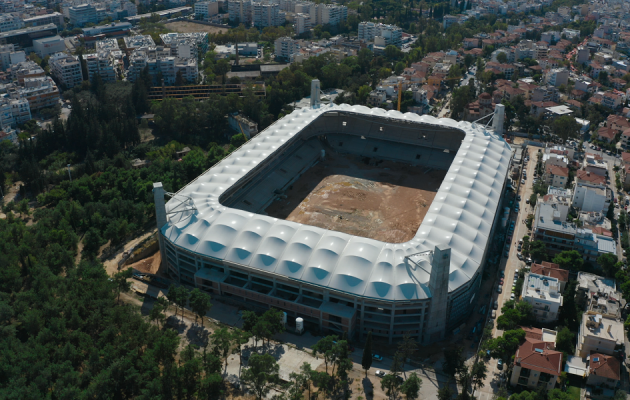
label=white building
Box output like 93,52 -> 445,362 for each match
316,3 -> 347,26
0,95 -> 31,130
572,183 -> 611,213
294,13 -> 311,35
127,47 -> 198,86
68,4 -> 99,26
545,68 -> 569,87
22,12 -> 65,28
228,0 -> 252,25
253,2 -> 283,28
49,52 -> 83,89
84,53 -> 117,82
16,76 -> 60,111
358,22 -> 402,47
521,273 -> 563,323
274,36 -> 299,61
32,36 -> 66,58
0,44 -> 25,70
160,32 -> 209,59
0,14 -> 24,33
194,0 -> 219,19
543,153 -> 568,168
123,35 -> 156,51
577,313 -> 624,357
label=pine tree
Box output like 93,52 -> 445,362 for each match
361,331 -> 373,377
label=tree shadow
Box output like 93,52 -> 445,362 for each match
186,323 -> 210,347
362,377 -> 374,400
165,315 -> 187,334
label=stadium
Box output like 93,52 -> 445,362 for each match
154,98 -> 512,344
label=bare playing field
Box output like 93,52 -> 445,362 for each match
164,21 -> 227,34
264,152 -> 446,243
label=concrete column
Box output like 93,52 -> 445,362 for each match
153,182 -> 167,231
493,103 -> 505,136
310,79 -> 320,109
423,244 -> 451,345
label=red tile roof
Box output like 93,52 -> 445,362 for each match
622,152 -> 630,164
589,353 -> 621,381
590,226 -> 613,237
514,337 -> 562,376
521,326 -> 544,341
531,262 -> 569,282
598,126 -> 617,141
546,164 -> 569,177
576,170 -> 606,185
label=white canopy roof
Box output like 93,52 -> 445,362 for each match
163,104 -> 511,301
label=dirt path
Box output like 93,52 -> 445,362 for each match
104,229 -> 157,276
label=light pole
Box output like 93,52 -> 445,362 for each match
67,164 -> 72,182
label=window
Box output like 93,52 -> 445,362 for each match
373,147 -> 378,152
339,142 -> 343,147
342,121 -> 346,126
416,154 -> 421,160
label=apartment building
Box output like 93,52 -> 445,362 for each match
15,76 -> 60,111
530,262 -> 568,292
577,313 -> 624,358
123,35 -> 156,51
532,201 -> 575,254
520,273 -> 563,323
194,0 -> 219,19
545,68 -> 569,87
84,53 -> 116,82
228,0 -> 252,25
274,37 -> 299,61
510,329 -> 561,391
68,4 -> 99,26
0,44 -> 25,70
316,4 -> 347,26
228,112 -> 258,139
572,181 -> 611,214
127,47 -> 198,85
0,95 -> 30,129
160,32 -> 209,59
358,22 -> 402,48
586,354 -> 621,389
544,164 -> 569,188
294,13 -> 311,35
0,14 -> 24,33
252,2 -> 283,28
12,60 -> 46,84
531,86 -> 560,103
22,12 -> 65,28
583,154 -> 608,177
49,52 -> 83,89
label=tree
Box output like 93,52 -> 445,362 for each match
381,374 -> 401,400
400,372 -> 422,400
552,115 -> 581,143
397,332 -> 417,371
261,308 -> 284,347
241,353 -> 280,400
598,253 -> 619,277
529,193 -> 537,207
442,346 -> 465,377
112,267 -> 132,302
299,362 -> 314,400
189,288 -> 212,324
552,250 -> 584,272
486,329 -> 526,361
211,327 -> 233,373
437,384 -> 455,400
470,361 -> 487,393
288,371 -> 307,400
362,331 -> 373,377
496,52 -> 508,64
529,240 -> 549,262
149,296 -> 169,329
312,335 -> 337,374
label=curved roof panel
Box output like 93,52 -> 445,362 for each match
163,104 -> 511,300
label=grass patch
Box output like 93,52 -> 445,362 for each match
567,386 -> 580,400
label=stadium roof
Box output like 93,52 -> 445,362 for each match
162,104 -> 512,301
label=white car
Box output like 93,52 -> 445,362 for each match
510,293 -> 515,300
375,370 -> 386,378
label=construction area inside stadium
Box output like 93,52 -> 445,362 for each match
263,150 -> 446,243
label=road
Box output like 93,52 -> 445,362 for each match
476,147 -> 538,399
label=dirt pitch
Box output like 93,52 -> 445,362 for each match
264,152 -> 446,243
164,21 -> 227,34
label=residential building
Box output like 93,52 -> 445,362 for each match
32,36 -> 66,57
367,88 -> 386,107
520,273 -> 563,323
530,262 -> 568,292
0,44 -> 25,70
576,169 -> 606,187
49,52 -> 83,89
228,112 -> 258,139
194,0 -> 219,19
531,86 -> 560,103
228,0 -> 252,25
543,153 -> 568,169
577,46 -> 590,64
82,22 -> 133,38
544,164 -> 569,188
576,313 -> 624,357
11,60 -> 45,84
160,32 -> 209,59
443,15 -> 459,29
316,4 -> 347,26
123,35 -> 156,51
574,227 -> 616,263
16,76 -> 60,111
274,37 -> 299,61
22,12 -> 65,28
545,68 -> 569,87
0,14 -> 24,33
68,4 -> 99,27
294,13 -> 311,35
0,95 -> 30,129
586,353 -> 621,389
602,92 -> 623,109
84,53 -> 116,82
253,1 -> 283,28
127,47 -> 198,86
510,329 -> 562,391
358,22 -> 402,48
532,201 -> 575,254
583,154 -> 608,177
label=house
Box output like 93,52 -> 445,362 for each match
586,353 -> 621,389
544,164 -> 569,188
576,313 -> 624,357
597,127 -> 617,143
530,262 -> 568,292
583,155 -> 608,177
607,115 -> 630,133
510,330 -> 562,391
520,273 -> 563,323
572,182 -> 611,214
576,170 -> 606,186
602,92 -> 623,110
543,153 -> 568,169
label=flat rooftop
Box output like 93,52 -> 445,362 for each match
523,273 -> 562,304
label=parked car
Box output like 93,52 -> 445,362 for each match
491,310 -> 496,319
375,370 -> 386,378
510,293 -> 515,300
497,285 -> 503,293
493,301 -> 499,310
497,359 -> 504,369
372,354 -> 383,361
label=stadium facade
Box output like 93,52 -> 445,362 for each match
154,101 -> 512,344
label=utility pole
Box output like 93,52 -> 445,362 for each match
67,164 -> 72,182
